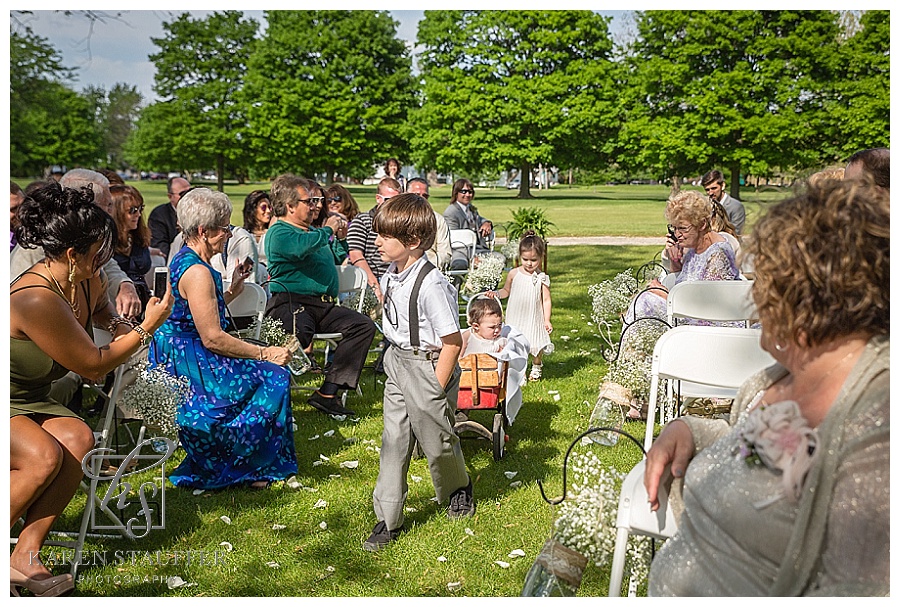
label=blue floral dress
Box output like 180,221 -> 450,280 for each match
148,247 -> 297,489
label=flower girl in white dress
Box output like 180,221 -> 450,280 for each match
487,232 -> 553,381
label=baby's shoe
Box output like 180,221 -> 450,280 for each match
528,364 -> 542,381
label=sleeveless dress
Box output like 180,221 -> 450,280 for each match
505,269 -> 553,357
148,248 -> 297,489
10,273 -> 93,419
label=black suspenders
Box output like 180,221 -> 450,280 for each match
405,260 -> 436,354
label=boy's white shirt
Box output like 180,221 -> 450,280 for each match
380,255 -> 460,351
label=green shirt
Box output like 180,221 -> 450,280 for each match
264,219 -> 339,297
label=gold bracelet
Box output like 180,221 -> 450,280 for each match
133,325 -> 152,346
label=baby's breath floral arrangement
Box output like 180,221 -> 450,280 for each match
341,285 -> 381,320
250,316 -> 292,346
604,320 -> 669,401
120,362 -> 191,438
500,238 -> 520,263
463,252 -> 506,294
589,271 -> 638,356
523,450 -> 652,596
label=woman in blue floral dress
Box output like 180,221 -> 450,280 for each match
149,188 -> 297,490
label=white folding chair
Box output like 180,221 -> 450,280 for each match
448,229 -> 477,274
666,280 -> 756,327
225,281 -> 268,341
643,326 -> 776,451
608,460 -> 678,597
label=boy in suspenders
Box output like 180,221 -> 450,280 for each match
364,194 -> 475,551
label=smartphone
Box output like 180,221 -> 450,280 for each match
241,256 -> 254,274
666,225 -> 677,245
153,266 -> 169,298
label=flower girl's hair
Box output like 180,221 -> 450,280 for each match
519,230 -> 546,261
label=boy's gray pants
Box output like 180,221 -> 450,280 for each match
373,346 -> 469,530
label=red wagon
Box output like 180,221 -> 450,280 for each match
455,352 -> 509,460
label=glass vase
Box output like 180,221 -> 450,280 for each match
585,381 -> 630,446
521,538 -> 588,597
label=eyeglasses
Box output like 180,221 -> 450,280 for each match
127,205 -> 145,215
458,189 -> 475,195
327,196 -> 342,203
378,196 -> 394,204
298,197 -> 325,207
667,224 -> 694,235
217,224 -> 233,232
173,189 -> 192,199
418,193 -> 430,200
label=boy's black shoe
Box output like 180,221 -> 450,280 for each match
362,521 -> 404,552
447,478 -> 476,519
307,391 -> 356,417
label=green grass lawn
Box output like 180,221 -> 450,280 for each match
15,179 -> 788,238
48,245 -> 668,597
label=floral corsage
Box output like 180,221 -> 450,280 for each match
737,400 -> 818,503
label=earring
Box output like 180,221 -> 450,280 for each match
68,259 -> 76,283
775,342 -> 786,352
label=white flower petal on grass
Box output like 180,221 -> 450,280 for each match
508,549 -> 526,558
571,329 -> 579,333
192,489 -> 205,496
219,542 -> 233,552
447,582 -> 462,591
312,461 -> 324,467
437,556 -> 447,562
504,471 -> 518,479
553,394 -> 561,402
494,561 -> 510,569
272,524 -> 286,531
332,414 -> 348,421
325,566 -> 335,573
167,576 -> 196,589
404,506 -> 417,513
319,454 -> 330,461
266,561 -> 280,569
308,434 -> 320,441
465,528 -> 475,536
560,335 -> 570,341
411,475 -> 423,483
319,521 -> 328,530
313,499 -> 328,509
339,460 -> 359,469
323,430 -> 335,437
286,476 -> 302,489
292,423 -> 298,432
547,390 -> 559,395
510,481 -> 522,488
303,487 -> 319,493
328,474 -> 342,479
220,515 -> 232,525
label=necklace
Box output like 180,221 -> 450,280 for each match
44,261 -> 80,315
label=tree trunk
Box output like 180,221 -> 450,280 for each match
517,161 -> 534,199
729,163 -> 741,200
670,174 -> 681,196
426,169 -> 439,188
216,155 -> 225,192
325,164 -> 335,186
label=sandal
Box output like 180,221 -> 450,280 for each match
528,365 -> 542,381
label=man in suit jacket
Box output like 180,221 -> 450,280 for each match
149,175 -> 191,258
701,170 -> 745,235
442,179 -> 493,270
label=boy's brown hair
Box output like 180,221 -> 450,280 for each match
467,296 -> 503,326
372,193 -> 436,251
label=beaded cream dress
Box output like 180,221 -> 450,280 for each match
505,269 -> 552,357
648,335 -> 889,596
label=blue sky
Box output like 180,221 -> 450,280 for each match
16,9 -> 629,104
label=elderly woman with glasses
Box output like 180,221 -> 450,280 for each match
110,184 -> 154,315
264,174 -> 376,418
626,190 -> 739,324
148,188 -> 297,490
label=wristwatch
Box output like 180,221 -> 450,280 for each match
133,325 -> 153,346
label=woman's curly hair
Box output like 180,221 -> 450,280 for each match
665,190 -> 712,229
15,181 -> 116,265
746,178 -> 889,347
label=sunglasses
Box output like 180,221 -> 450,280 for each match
127,205 -> 145,215
299,197 -> 325,207
327,196 -> 342,203
258,202 -> 271,211
173,188 -> 193,198
458,189 -> 475,195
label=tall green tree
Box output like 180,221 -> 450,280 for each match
830,10 -> 890,157
411,10 -> 619,198
620,10 -> 844,195
242,10 -> 415,184
125,11 -> 258,189
10,31 -> 102,176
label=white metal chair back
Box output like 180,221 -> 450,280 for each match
608,459 -> 678,596
449,229 -> 477,268
225,281 -> 268,341
666,279 -> 756,327
643,325 -> 775,451
336,264 -> 368,313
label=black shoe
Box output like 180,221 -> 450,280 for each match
363,520 -> 404,552
307,391 -> 356,417
448,478 -> 475,519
